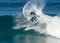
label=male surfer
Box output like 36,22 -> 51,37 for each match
30,12 -> 37,22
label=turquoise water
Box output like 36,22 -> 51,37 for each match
0,15 -> 60,43
0,1 -> 60,43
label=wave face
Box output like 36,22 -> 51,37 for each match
13,0 -> 60,38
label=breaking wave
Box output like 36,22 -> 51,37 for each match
13,0 -> 60,38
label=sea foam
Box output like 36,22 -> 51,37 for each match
13,0 -> 60,38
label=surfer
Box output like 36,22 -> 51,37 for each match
30,12 -> 37,22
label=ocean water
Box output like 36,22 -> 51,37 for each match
0,1 -> 60,43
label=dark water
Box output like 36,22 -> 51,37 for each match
0,2 -> 60,43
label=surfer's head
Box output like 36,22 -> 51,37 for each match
30,12 -> 36,15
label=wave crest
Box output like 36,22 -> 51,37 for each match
13,0 -> 60,38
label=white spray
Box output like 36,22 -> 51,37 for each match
13,0 -> 60,38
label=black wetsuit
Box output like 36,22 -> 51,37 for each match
30,15 -> 37,22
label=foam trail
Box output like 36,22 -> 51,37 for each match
13,0 -> 60,38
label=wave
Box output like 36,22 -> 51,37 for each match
13,0 -> 60,38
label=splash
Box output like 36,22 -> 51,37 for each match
13,0 -> 60,38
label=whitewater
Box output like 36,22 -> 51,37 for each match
13,0 -> 60,38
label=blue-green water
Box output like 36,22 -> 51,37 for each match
0,1 -> 60,43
